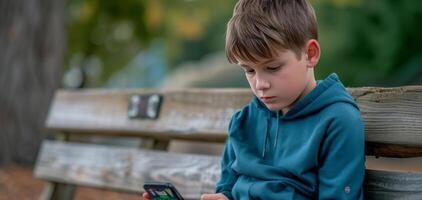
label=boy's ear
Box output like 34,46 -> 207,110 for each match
305,39 -> 320,68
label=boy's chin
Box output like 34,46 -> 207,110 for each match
264,103 -> 284,112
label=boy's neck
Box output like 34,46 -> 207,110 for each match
281,75 -> 317,115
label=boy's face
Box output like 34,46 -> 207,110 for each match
238,49 -> 315,113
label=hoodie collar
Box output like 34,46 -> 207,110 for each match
252,73 -> 347,120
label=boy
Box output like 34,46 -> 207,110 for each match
201,0 -> 365,199
144,0 -> 365,199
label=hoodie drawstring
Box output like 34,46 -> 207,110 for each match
274,111 -> 280,149
262,117 -> 269,158
262,112 -> 280,158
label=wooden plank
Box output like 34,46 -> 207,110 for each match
349,86 -> 422,147
34,140 -> 221,200
364,169 -> 422,199
45,86 -> 422,155
35,141 -> 422,199
45,88 -> 252,142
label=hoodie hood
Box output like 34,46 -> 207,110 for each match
251,73 -> 358,157
252,73 -> 358,120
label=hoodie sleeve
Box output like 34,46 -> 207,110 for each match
215,112 -> 240,200
318,105 -> 365,200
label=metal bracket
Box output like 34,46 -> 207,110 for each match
128,94 -> 162,119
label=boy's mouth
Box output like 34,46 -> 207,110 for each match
260,96 -> 276,103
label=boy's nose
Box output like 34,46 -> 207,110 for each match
255,77 -> 270,90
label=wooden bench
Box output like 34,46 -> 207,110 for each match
34,87 -> 422,200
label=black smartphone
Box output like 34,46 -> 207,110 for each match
143,182 -> 184,200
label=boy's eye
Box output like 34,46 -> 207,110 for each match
267,66 -> 280,71
244,69 -> 255,74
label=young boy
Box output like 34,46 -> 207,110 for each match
143,0 -> 365,199
200,0 -> 365,199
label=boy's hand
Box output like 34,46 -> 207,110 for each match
200,193 -> 229,200
142,192 -> 153,200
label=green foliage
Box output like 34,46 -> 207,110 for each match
66,0 -> 151,84
65,0 -> 236,86
315,0 -> 422,86
65,0 -> 422,87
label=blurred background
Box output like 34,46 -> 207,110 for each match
1,0 -> 422,199
60,0 -> 422,89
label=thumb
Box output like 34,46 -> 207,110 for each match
200,193 -> 227,200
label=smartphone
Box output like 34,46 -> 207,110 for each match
143,182 -> 184,200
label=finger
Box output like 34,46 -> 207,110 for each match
200,194 -> 213,200
142,192 -> 151,200
201,193 -> 224,200
200,194 -> 207,200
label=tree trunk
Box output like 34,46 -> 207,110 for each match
0,0 -> 66,165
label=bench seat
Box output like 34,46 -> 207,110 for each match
35,140 -> 422,199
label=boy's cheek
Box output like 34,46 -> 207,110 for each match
246,77 -> 255,88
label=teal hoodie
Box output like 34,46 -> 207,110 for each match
216,73 -> 365,199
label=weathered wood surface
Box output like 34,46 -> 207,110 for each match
46,89 -> 252,142
364,169 -> 422,199
35,141 -> 422,200
349,86 -> 422,148
34,140 -> 221,200
46,87 -> 422,156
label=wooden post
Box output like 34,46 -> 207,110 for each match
39,182 -> 76,200
152,140 -> 170,150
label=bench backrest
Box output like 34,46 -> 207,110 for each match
44,87 -> 422,156
35,87 -> 422,199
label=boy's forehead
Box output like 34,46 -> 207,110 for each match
237,50 -> 290,67
236,49 -> 294,67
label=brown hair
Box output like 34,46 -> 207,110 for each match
225,0 -> 318,63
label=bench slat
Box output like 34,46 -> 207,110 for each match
35,141 -> 422,199
34,140 -> 220,199
46,87 -> 422,157
46,89 -> 251,142
349,87 -> 422,148
364,169 -> 422,199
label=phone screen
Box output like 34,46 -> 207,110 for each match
143,182 -> 184,200
147,188 -> 178,200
